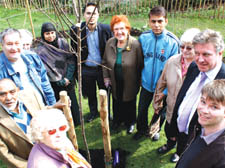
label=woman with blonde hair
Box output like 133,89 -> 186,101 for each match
153,28 -> 201,162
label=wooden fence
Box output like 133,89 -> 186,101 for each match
1,0 -> 225,19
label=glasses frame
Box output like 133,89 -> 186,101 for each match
180,45 -> 193,51
47,125 -> 67,135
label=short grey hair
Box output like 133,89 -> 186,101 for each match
193,29 -> 224,53
18,29 -> 33,43
30,109 -> 69,142
180,28 -> 200,44
0,28 -> 21,44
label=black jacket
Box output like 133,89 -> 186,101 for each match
70,22 -> 113,64
176,126 -> 225,168
170,62 -> 225,137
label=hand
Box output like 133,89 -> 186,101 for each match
154,109 -> 160,115
51,96 -> 71,109
64,78 -> 70,86
104,78 -> 111,88
75,22 -> 81,28
170,137 -> 176,141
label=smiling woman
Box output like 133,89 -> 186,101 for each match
102,15 -> 144,134
27,109 -> 92,168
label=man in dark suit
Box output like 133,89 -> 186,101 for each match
70,2 -> 113,122
169,29 -> 225,162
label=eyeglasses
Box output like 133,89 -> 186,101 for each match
180,45 -> 193,51
47,125 -> 67,135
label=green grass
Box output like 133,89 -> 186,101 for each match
0,7 -> 225,168
76,92 -> 175,168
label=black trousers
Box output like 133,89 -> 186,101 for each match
176,132 -> 189,156
113,97 -> 137,127
82,66 -> 105,116
137,87 -> 154,133
50,82 -> 80,126
164,121 -> 177,147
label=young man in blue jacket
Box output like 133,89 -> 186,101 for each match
133,6 -> 180,140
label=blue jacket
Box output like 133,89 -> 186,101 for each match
139,29 -> 180,92
0,50 -> 56,106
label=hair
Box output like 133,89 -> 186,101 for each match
192,29 -> 224,53
30,109 -> 69,142
110,15 -> 131,33
83,2 -> 99,13
180,28 -> 201,45
0,28 -> 21,44
18,29 -> 33,44
41,22 -> 57,40
0,78 -> 17,89
148,6 -> 167,19
201,79 -> 225,106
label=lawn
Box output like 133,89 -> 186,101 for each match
0,6 -> 225,168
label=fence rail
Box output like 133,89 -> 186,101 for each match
1,0 -> 225,19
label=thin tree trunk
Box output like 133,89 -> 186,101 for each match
198,0 -> 202,17
25,0 -> 36,40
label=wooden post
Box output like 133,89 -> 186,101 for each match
25,0 -> 36,40
99,90 -> 112,168
60,91 -> 79,151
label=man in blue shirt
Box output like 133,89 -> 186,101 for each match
0,28 -> 56,106
133,6 -> 180,140
70,2 -> 112,122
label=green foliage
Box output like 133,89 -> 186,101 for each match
0,6 -> 225,168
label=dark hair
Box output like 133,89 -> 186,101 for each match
41,22 -> 59,48
148,6 -> 167,19
83,2 -> 99,13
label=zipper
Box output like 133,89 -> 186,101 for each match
151,35 -> 157,91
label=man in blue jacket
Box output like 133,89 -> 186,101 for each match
0,28 -> 56,106
133,6 -> 180,140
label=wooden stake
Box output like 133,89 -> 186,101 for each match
60,91 -> 79,151
25,0 -> 36,40
99,90 -> 112,168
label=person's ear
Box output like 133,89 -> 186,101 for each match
16,87 -> 20,92
165,18 -> 168,25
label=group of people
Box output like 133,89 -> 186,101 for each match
0,1 -> 224,168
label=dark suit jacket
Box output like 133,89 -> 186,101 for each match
170,62 -> 225,137
70,22 -> 113,65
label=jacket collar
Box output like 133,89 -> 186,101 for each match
109,35 -> 133,52
0,105 -> 32,144
151,29 -> 167,39
1,52 -> 32,76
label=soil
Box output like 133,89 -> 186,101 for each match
79,148 -> 129,168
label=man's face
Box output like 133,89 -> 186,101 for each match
194,43 -> 222,72
197,94 -> 225,131
84,5 -> 99,29
0,80 -> 19,111
149,15 -> 168,35
43,31 -> 56,43
2,32 -> 22,63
